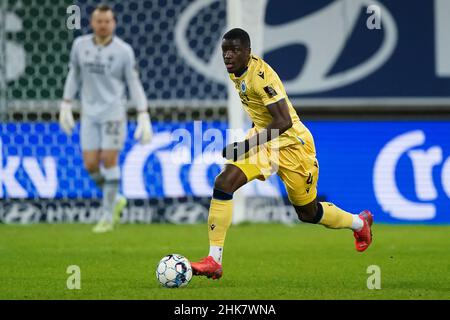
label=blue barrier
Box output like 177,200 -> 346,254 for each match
1,121 -> 449,223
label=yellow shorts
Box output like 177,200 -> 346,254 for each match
228,128 -> 319,206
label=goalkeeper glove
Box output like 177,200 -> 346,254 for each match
59,100 -> 75,136
134,111 -> 153,144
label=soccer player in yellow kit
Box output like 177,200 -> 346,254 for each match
191,28 -> 373,279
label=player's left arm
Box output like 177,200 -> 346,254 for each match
124,47 -> 153,144
124,48 -> 147,113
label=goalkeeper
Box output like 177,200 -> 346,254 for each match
60,4 -> 152,233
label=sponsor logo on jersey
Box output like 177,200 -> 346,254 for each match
263,85 -> 277,98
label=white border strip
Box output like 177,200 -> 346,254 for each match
5,98 -> 450,111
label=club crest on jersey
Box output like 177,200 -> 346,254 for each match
240,80 -> 247,93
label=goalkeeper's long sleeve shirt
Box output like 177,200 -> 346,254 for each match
63,34 -> 148,121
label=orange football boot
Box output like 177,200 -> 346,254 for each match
354,210 -> 374,252
191,256 -> 223,280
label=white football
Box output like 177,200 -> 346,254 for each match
156,254 -> 193,288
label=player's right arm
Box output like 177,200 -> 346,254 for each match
244,66 -> 293,147
60,39 -> 81,135
222,98 -> 292,161
249,98 -> 292,145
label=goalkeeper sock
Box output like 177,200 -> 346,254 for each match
318,202 -> 362,230
208,189 -> 233,263
101,166 -> 120,222
90,171 -> 105,188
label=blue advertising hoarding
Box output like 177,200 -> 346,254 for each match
1,120 -> 449,224
309,121 -> 450,224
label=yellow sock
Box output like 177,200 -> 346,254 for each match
208,199 -> 233,247
319,202 -> 354,229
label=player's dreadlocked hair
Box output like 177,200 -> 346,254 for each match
223,28 -> 251,49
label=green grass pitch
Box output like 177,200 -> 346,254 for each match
1,223 -> 450,300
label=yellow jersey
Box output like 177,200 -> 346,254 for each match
229,55 -> 310,149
